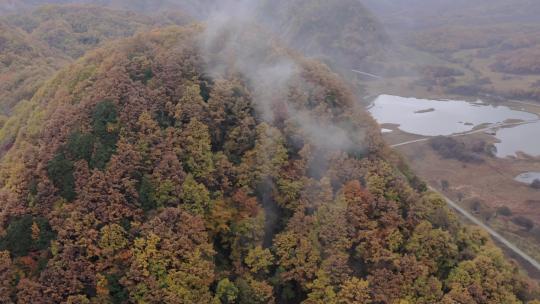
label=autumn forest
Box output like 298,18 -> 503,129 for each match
0,1 -> 539,304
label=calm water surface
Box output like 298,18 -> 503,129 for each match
515,172 -> 540,184
495,121 -> 540,157
369,95 -> 540,157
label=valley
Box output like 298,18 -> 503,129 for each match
357,0 -> 540,282
364,89 -> 540,279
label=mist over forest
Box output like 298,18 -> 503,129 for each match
0,1 -> 539,303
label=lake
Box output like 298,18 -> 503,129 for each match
495,121 -> 540,158
369,95 -> 540,157
515,172 -> 540,185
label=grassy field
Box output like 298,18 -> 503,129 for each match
360,0 -> 540,282
383,126 -> 540,266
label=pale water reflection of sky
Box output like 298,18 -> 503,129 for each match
369,95 -> 540,157
514,172 -> 540,185
495,121 -> 540,157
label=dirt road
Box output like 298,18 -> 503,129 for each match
431,186 -> 540,272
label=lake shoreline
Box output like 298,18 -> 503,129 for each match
369,92 -> 540,280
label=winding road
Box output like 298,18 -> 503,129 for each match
386,117 -> 540,272
364,83 -> 540,272
388,119 -> 540,271
364,80 -> 540,272
432,187 -> 540,273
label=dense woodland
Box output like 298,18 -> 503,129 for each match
0,0 -> 212,15
0,0 -> 391,160
0,5 -> 165,113
0,1 -> 539,304
0,22 -> 538,303
0,5 -> 191,157
258,0 -> 390,73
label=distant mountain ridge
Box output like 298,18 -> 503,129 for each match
362,0 -> 540,29
0,0 -> 213,16
259,0 -> 390,73
1,0 -> 391,72
0,23 -> 536,303
0,1 -> 539,302
0,4 -> 189,157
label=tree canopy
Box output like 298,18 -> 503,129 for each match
0,20 -> 537,304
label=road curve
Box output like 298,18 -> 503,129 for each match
431,186 -> 540,272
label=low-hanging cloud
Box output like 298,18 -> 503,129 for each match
199,0 -> 358,153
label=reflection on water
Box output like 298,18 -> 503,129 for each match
369,95 -> 537,136
369,95 -> 540,157
495,121 -> 540,157
515,172 -> 540,184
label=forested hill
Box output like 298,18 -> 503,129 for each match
0,0 -> 393,161
0,5 -> 161,113
258,0 -> 390,73
0,23 -> 538,303
1,0 -> 391,72
0,0 -> 215,16
0,19 -> 67,115
0,5 -> 190,158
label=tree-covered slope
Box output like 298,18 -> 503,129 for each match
0,0 -> 215,17
2,0 -> 392,74
0,19 -> 68,114
3,5 -> 167,58
0,5 -> 190,157
0,4 -> 188,113
259,0 -> 390,73
0,24 -> 538,303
